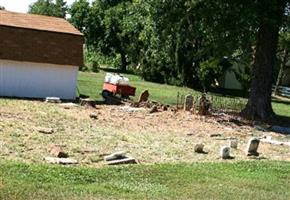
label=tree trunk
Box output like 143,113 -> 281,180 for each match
274,49 -> 288,95
241,1 -> 286,120
120,53 -> 127,72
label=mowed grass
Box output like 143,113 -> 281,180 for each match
0,161 -> 290,200
77,71 -> 290,117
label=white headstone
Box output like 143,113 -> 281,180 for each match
220,146 -> 231,159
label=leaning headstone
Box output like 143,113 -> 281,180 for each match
138,90 -> 150,103
245,138 -> 260,156
184,94 -> 193,111
220,146 -> 231,159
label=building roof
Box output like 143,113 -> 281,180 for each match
0,10 -> 83,36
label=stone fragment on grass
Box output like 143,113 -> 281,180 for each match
89,112 -> 98,119
44,157 -> 78,165
104,151 -> 127,161
36,127 -> 54,134
149,105 -> 158,114
210,133 -> 222,138
245,138 -> 260,156
106,157 -> 137,165
47,144 -> 68,158
45,97 -> 61,103
80,98 -> 96,107
60,103 -> 78,109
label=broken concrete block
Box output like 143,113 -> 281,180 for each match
220,146 -> 231,159
60,103 -> 78,109
106,157 -> 137,165
47,144 -> 68,158
149,105 -> 158,114
245,138 -> 260,156
80,98 -> 96,107
104,151 -> 127,161
89,112 -> 98,119
36,127 -> 54,134
45,97 -> 61,103
44,157 -> 78,165
210,133 -> 222,138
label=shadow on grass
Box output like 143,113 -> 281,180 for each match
271,115 -> 290,127
207,87 -> 249,98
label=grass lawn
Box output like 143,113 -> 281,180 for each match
0,70 -> 289,200
0,161 -> 290,200
77,70 -> 290,117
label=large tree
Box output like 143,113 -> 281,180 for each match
0,5 -> 5,10
241,0 -> 288,120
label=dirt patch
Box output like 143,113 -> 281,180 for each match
0,99 -> 289,167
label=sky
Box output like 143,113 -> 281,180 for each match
0,0 -> 78,13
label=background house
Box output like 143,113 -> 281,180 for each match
0,10 -> 84,100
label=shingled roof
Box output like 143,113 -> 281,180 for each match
0,10 -> 82,36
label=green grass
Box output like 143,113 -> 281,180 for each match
77,70 -> 290,117
0,161 -> 290,200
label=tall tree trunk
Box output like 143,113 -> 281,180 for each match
274,49 -> 288,95
120,53 -> 127,72
241,0 -> 286,120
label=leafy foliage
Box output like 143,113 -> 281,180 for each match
28,0 -> 67,18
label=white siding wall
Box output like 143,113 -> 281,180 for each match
0,59 -> 78,99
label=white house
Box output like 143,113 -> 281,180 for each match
0,10 -> 84,100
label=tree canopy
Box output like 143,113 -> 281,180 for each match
29,0 -> 290,120
28,0 -> 67,18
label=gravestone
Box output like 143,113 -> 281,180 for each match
220,146 -> 231,159
245,138 -> 260,156
138,90 -> 150,103
198,93 -> 211,115
229,139 -> 238,149
194,144 -> 205,153
184,94 -> 193,111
